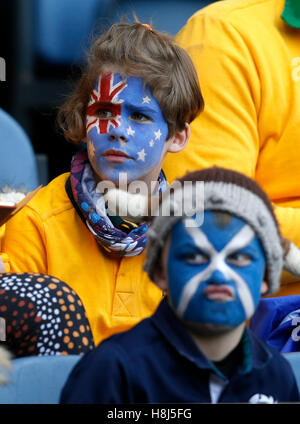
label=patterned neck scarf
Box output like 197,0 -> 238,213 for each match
69,150 -> 167,257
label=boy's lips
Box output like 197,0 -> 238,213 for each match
203,284 -> 234,302
102,149 -> 133,163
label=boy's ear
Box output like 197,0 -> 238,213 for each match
153,263 -> 168,292
152,242 -> 170,292
167,123 -> 190,154
261,281 -> 268,296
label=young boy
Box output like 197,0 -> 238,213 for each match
0,21 -> 203,350
60,167 -> 300,403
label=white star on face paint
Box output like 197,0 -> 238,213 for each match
149,140 -> 154,147
154,129 -> 162,140
127,126 -> 135,136
137,148 -> 146,162
142,96 -> 151,104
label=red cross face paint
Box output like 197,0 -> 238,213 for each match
85,72 -> 169,185
86,73 -> 127,135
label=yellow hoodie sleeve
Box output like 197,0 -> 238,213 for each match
0,225 -> 7,272
0,225 -> 5,248
1,205 -> 48,275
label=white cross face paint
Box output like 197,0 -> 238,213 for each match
85,72 -> 169,184
167,211 -> 266,328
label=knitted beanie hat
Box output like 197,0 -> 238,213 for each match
143,167 -> 300,296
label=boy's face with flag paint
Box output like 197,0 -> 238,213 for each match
85,72 -> 170,184
164,211 -> 267,330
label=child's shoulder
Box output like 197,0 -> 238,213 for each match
89,316 -> 161,366
249,328 -> 297,377
107,317 -> 158,355
20,173 -> 72,221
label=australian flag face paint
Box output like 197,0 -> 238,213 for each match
86,72 -> 169,184
167,211 -> 266,328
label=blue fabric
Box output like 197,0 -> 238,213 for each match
107,0 -> 218,36
34,1 -> 218,64
0,355 -> 80,404
60,298 -> 299,403
250,296 -> 300,353
0,108 -> 39,192
35,0 -> 112,64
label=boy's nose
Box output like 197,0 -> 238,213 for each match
207,269 -> 231,285
108,125 -> 128,143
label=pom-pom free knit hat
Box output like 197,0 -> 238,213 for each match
143,167 -> 300,296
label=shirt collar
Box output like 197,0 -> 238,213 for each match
151,297 -> 273,379
281,0 -> 300,28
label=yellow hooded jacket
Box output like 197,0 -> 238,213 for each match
0,173 -> 162,346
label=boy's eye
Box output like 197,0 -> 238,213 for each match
185,253 -> 209,264
227,253 -> 251,267
130,112 -> 152,123
96,109 -> 114,119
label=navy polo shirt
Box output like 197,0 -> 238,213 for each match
60,298 -> 300,404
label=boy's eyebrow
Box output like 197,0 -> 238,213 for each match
132,104 -> 159,114
171,240 -> 204,251
89,101 -> 115,108
136,105 -> 158,113
231,242 -> 260,258
91,99 -> 159,114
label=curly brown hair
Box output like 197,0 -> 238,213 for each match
57,20 -> 204,144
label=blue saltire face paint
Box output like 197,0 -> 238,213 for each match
167,211 -> 266,328
86,72 -> 169,184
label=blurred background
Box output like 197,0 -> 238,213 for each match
0,0 -> 218,190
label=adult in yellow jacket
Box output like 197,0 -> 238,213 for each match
163,0 -> 300,296
0,22 -> 203,346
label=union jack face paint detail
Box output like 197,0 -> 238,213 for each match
85,72 -> 169,184
86,72 -> 127,135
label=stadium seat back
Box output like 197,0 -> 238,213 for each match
35,0 -> 112,64
0,355 -> 80,404
107,0 -> 217,35
0,108 -> 41,192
